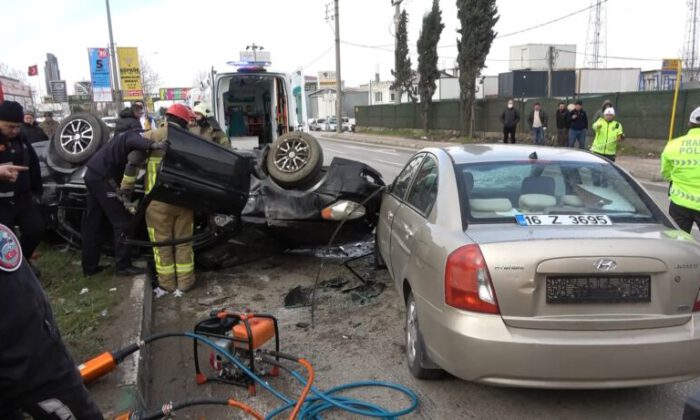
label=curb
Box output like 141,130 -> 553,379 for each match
136,275 -> 153,410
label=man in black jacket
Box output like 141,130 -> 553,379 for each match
566,100 -> 589,149
114,103 -> 144,135
499,99 -> 520,144
81,128 -> 166,276
555,102 -> 569,147
0,101 -> 44,259
20,111 -> 48,144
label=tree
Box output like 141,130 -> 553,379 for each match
139,56 -> 161,95
416,0 -> 444,132
456,0 -> 498,137
0,62 -> 28,82
391,9 -> 415,104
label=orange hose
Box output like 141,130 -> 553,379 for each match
228,399 -> 264,420
289,358 -> 315,420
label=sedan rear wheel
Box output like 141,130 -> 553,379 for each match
406,292 -> 444,379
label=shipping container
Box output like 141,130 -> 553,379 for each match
551,71 -> 576,97
483,76 -> 498,97
576,68 -> 640,94
499,71 -> 547,98
509,44 -> 577,71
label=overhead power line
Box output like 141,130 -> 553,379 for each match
301,44 -> 335,71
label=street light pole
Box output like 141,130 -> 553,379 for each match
334,0 -> 343,133
105,0 -> 121,111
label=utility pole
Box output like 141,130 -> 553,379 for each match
547,45 -> 556,97
334,0 -> 343,133
392,0 -> 403,104
105,0 -> 121,111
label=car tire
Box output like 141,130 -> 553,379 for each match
406,292 -> 444,379
265,132 -> 323,188
53,113 -> 105,163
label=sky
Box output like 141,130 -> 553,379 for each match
0,0 -> 689,95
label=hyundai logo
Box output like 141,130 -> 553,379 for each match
594,258 -> 617,271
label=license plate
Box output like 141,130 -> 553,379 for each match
546,276 -> 651,304
516,214 -> 613,226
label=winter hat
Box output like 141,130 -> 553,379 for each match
24,110 -> 35,117
689,107 -> 700,124
0,101 -> 24,123
603,107 -> 615,116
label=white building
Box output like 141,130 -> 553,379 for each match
509,44 -> 577,71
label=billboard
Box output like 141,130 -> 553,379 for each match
50,80 -> 68,102
117,47 -> 144,100
88,48 -> 112,102
159,88 -> 190,100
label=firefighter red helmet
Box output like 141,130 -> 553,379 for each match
166,103 -> 196,122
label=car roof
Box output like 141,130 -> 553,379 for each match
441,144 -> 608,165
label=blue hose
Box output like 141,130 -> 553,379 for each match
183,332 -> 419,419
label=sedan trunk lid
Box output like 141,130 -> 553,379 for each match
466,224 -> 700,331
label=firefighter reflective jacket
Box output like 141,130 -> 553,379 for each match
590,117 -> 625,156
661,127 -> 700,212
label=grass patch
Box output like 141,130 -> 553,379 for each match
36,244 -> 119,360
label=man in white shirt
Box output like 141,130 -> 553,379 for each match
527,102 -> 548,146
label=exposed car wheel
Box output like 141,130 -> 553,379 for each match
406,292 -> 444,379
266,132 -> 323,188
53,113 -> 105,163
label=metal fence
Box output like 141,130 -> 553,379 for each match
356,89 -> 700,140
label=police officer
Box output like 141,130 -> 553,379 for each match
190,103 -> 228,146
0,101 -> 45,260
0,164 -> 102,419
590,107 -> 624,162
81,125 -> 166,276
661,106 -> 700,233
120,104 -> 197,292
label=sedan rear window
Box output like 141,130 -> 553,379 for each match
457,161 -> 659,224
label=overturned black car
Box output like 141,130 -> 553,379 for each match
36,114 -> 384,257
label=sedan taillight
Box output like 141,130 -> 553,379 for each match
693,288 -> 700,312
444,244 -> 499,314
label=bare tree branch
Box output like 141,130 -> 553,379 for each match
192,70 -> 210,89
139,56 -> 161,95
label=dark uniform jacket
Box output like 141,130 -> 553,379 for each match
0,133 -> 42,198
86,130 -> 152,183
20,123 -> 48,144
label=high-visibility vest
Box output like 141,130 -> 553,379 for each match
661,127 -> 700,212
590,117 -> 624,156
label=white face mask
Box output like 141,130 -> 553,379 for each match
507,103 -> 513,109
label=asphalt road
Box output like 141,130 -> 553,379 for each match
317,134 -> 699,239
312,133 -> 700,419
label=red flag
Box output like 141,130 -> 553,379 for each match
27,65 -> 38,76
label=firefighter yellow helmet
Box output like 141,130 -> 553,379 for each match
193,103 -> 212,117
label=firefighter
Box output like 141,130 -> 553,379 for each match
661,106 -> 700,233
0,101 -> 45,261
120,104 -> 197,292
81,124 -> 166,277
0,171 -> 102,419
190,103 -> 228,146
